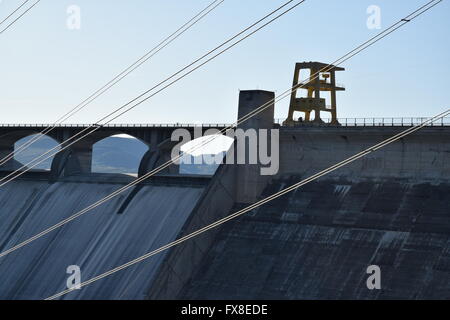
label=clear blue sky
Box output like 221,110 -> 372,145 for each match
1,0 -> 449,124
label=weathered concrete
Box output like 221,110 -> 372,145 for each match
177,125 -> 450,299
138,139 -> 180,177
0,177 -> 209,299
136,90 -> 275,298
180,177 -> 450,300
148,157 -> 238,299
278,126 -> 450,182
235,90 -> 275,203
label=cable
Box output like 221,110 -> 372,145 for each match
0,0 -> 40,35
2,0 -> 223,165
0,0 -> 305,186
45,106 -> 449,300
0,0 -> 225,166
0,0 -> 307,258
0,0 -> 440,261
1,0 -> 297,173
233,0 -> 443,126
0,0 -> 30,26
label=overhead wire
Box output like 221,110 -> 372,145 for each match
0,0 -> 41,35
0,0 -> 31,26
0,0 -> 225,166
0,0 -> 305,186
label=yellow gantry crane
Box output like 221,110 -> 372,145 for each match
284,62 -> 345,125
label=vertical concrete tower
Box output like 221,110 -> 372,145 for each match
235,90 -> 275,203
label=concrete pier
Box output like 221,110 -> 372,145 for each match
235,90 -> 275,203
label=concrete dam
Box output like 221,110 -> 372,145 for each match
0,90 -> 449,299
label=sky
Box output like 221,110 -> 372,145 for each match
1,0 -> 449,125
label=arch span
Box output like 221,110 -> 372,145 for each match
180,134 -> 233,175
92,134 -> 149,175
50,130 -> 153,177
0,131 -> 62,171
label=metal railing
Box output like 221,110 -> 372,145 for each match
0,123 -> 230,128
275,117 -> 450,127
1,117 -> 450,128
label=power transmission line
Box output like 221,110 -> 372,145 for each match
0,0 -> 441,263
0,0 -> 307,260
0,0 -> 308,261
0,0 -> 40,35
0,0 -> 31,26
0,0 -> 304,186
0,0 -> 224,166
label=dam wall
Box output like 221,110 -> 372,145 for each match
148,162 -> 238,299
0,176 -> 208,299
278,126 -> 450,182
0,90 -> 277,300
148,90 -> 276,299
179,125 -> 450,299
0,89 -> 448,299
181,177 -> 450,299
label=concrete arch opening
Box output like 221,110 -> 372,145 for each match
91,134 -> 149,175
180,134 -> 233,176
14,134 -> 61,171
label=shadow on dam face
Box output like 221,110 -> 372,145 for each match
173,126 -> 450,300
180,177 -> 450,300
